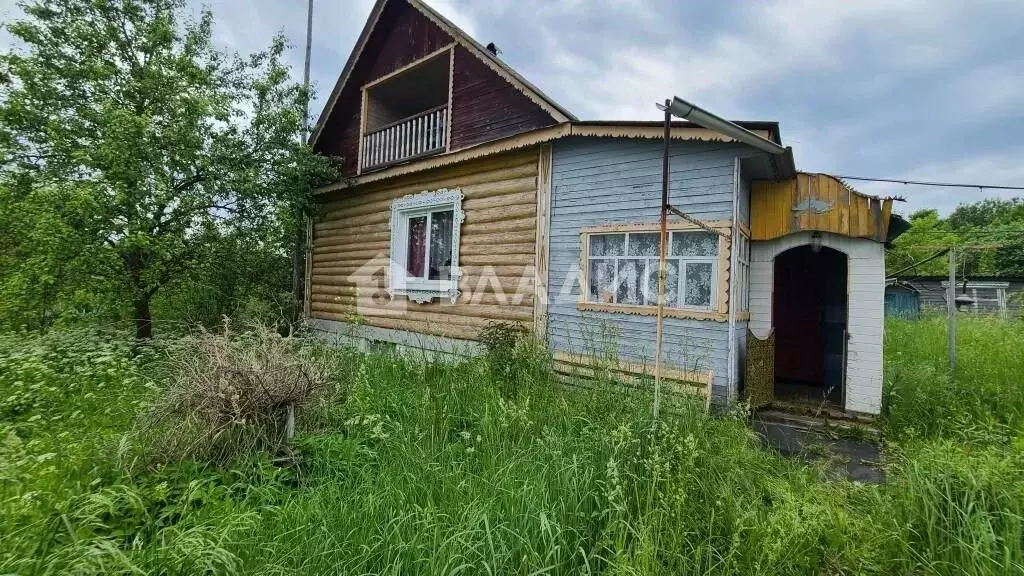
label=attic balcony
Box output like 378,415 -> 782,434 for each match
361,105 -> 447,171
360,50 -> 450,172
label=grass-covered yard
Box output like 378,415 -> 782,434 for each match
1,318 -> 1022,575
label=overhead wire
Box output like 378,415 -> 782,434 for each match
830,174 -> 1024,192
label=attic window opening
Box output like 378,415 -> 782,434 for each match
362,51 -> 451,171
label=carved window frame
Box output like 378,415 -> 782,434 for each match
387,188 -> 465,304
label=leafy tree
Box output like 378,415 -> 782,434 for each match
0,0 -> 334,338
947,199 -> 1024,276
887,200 -> 1024,278
0,180 -> 122,330
886,209 -> 959,276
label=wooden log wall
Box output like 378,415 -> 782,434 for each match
310,149 -> 540,342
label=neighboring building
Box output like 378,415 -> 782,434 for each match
885,276 -> 1024,318
884,281 -> 920,319
306,0 -> 903,415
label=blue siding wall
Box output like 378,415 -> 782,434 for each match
547,137 -> 745,401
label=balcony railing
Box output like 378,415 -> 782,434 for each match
361,105 -> 447,171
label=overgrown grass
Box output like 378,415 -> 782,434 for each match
1,320 -> 1022,574
884,315 -> 1024,442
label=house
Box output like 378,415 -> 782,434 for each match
306,0 -> 903,416
885,276 -> 1024,319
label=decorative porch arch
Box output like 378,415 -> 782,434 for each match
748,230 -> 885,414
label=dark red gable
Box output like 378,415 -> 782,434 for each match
314,2 -> 452,175
313,0 -> 564,177
449,46 -> 558,150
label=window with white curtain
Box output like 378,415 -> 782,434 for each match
586,230 -> 719,310
388,188 -> 464,303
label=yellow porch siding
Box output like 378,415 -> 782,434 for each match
751,173 -> 893,242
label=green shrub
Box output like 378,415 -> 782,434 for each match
478,321 -> 548,398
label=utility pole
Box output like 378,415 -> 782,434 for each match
653,100 -> 670,421
301,0 -> 313,145
293,0 -> 314,320
288,0 -> 314,443
947,248 -> 957,373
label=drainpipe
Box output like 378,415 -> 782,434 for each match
666,96 -> 795,180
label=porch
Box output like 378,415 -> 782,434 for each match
742,173 -> 898,417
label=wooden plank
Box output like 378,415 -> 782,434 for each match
460,230 -> 535,246
313,291 -> 534,309
718,234 -> 731,315
535,144 -> 552,339
357,87 -> 368,175
461,252 -> 533,266
445,45 -> 454,151
312,269 -> 531,293
314,220 -> 385,239
314,231 -> 391,248
311,300 -> 532,323
313,248 -> 388,264
463,217 -> 536,235
461,188 -> 536,212
461,265 -> 532,278
750,174 -> 892,242
467,204 -> 535,225
576,301 -> 728,323
312,285 -> 535,307
316,212 -> 388,231
310,311 -> 481,342
461,242 -> 535,256
552,351 -> 711,386
312,241 -> 389,256
311,274 -> 383,286
579,220 -> 732,234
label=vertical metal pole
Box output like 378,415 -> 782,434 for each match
298,0 -> 314,326
654,101 -> 671,420
301,0 -> 314,145
948,248 -> 957,373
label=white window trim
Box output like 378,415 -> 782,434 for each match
585,230 -> 719,311
736,233 -> 750,313
387,188 -> 464,304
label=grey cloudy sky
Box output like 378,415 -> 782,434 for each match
3,0 -> 1023,216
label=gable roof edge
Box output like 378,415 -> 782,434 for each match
406,0 -> 575,123
309,0 -> 388,148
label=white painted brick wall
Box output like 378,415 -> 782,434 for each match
749,232 -> 884,415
